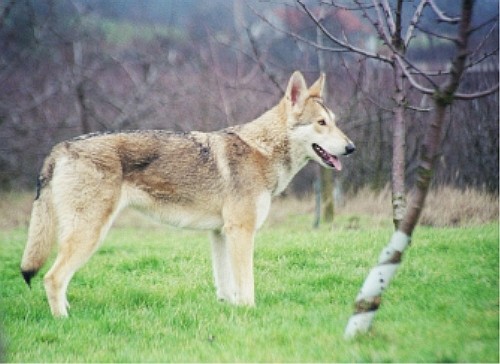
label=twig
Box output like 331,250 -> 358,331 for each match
428,0 -> 460,23
454,83 -> 499,100
469,21 -> 499,59
248,2 -> 352,55
323,0 -> 374,11
396,56 -> 435,95
406,104 -> 432,112
364,0 -> 392,46
246,28 -> 285,95
205,29 -> 266,88
206,29 -> 233,125
465,48 -> 499,71
467,14 -> 499,34
404,0 -> 428,48
414,24 -> 459,44
296,0 -> 392,62
340,56 -> 393,113
380,0 -> 396,36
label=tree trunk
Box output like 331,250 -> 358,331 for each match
391,0 -> 407,230
320,167 -> 334,223
344,94 -> 448,339
315,3 -> 335,225
391,63 -> 407,229
344,0 -> 475,338
313,176 -> 321,229
372,109 -> 385,190
399,105 -> 446,234
73,40 -> 91,135
76,82 -> 91,134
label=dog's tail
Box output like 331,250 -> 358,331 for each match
20,156 -> 57,287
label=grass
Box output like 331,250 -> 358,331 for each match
0,209 -> 498,362
336,185 -> 499,228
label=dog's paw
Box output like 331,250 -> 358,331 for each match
229,294 -> 255,307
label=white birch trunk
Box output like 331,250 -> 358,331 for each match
344,0 -> 475,339
344,231 -> 410,338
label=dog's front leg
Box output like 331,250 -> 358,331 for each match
223,222 -> 255,306
210,230 -> 233,302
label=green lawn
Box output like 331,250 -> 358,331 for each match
1,215 -> 498,362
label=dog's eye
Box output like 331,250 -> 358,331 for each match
317,119 -> 326,126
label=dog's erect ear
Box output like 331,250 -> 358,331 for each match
309,73 -> 325,99
286,71 -> 308,112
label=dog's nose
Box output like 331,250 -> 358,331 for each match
344,142 -> 356,155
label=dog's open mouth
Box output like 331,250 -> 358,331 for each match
312,143 -> 342,170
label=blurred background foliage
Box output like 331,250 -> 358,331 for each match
0,0 -> 497,194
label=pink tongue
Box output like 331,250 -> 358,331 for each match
329,155 -> 342,171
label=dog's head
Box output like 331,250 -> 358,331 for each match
285,71 -> 355,171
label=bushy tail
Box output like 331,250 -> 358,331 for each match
20,158 -> 56,287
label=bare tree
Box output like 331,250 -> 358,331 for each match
344,0 -> 498,338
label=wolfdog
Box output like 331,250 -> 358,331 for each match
20,71 -> 355,317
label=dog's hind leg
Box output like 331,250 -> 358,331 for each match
44,197 -> 120,317
44,163 -> 122,317
44,234 -> 96,317
210,230 -> 233,302
44,202 -> 120,317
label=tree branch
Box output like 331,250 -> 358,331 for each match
404,0 -> 428,48
380,0 -> 396,37
248,3 -> 354,56
367,0 -> 392,46
465,48 -> 499,71
454,83 -> 499,100
406,104 -> 433,112
415,24 -> 459,44
428,0 -> 461,23
467,14 -> 499,34
246,28 -> 285,95
296,0 -> 392,62
340,56 -> 393,113
396,57 -> 435,95
323,1 -> 374,11
469,20 -> 499,59
206,30 -> 233,125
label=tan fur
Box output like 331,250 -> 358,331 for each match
20,71 -> 355,317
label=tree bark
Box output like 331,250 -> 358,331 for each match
391,62 -> 407,229
391,0 -> 407,230
320,167 -> 334,223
